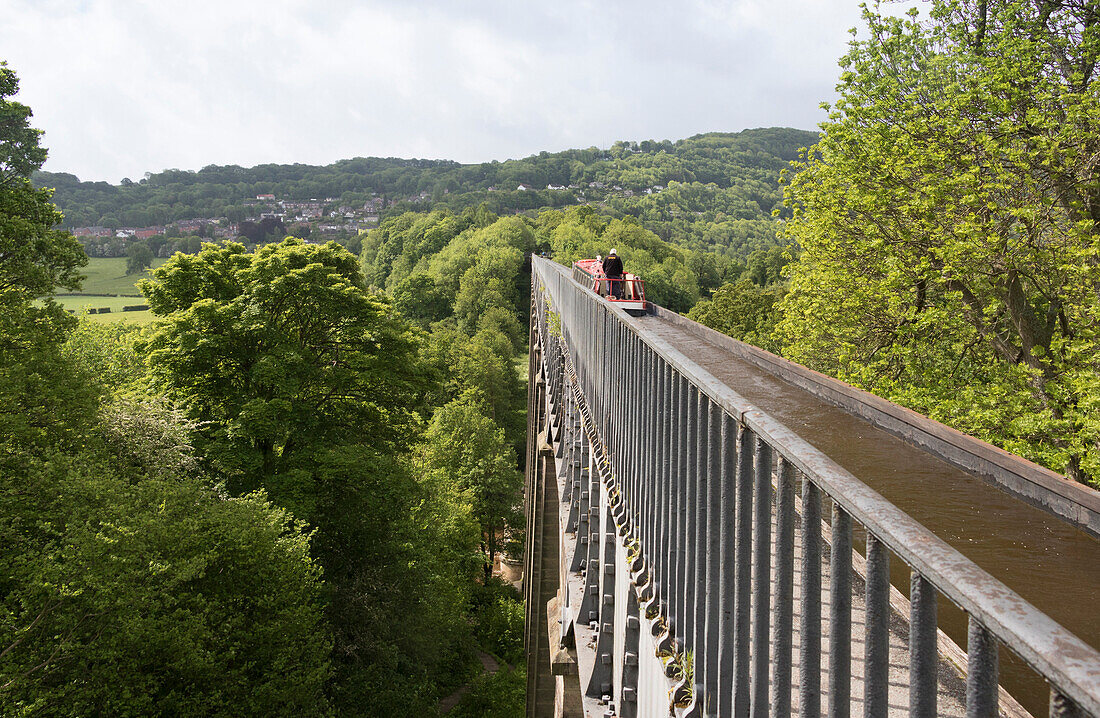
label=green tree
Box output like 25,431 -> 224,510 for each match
0,299 -> 100,458
312,445 -> 478,714
0,65 -> 85,300
0,68 -> 334,712
451,667 -> 526,718
470,578 -> 525,665
0,63 -> 47,185
421,392 -> 524,582
125,240 -> 153,274
139,237 -> 479,713
1,451 -> 332,717
454,245 -> 525,335
0,180 -> 85,298
743,244 -> 791,286
778,1 -> 1100,485
391,271 -> 452,327
62,319 -> 144,392
140,238 -> 429,506
688,278 -> 785,354
0,65 -> 92,454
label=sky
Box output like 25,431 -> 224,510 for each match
1,0 -> 917,183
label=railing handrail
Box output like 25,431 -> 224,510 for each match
532,255 -> 1100,715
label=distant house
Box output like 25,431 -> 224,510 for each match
135,227 -> 163,239
516,184 -> 530,191
177,219 -> 206,232
256,193 -> 276,201
547,184 -> 566,191
115,228 -> 136,238
285,201 -> 324,219
72,226 -> 112,238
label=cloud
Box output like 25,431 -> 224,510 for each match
0,0 -> 920,182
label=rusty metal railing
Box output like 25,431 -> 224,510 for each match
530,255 -> 1100,718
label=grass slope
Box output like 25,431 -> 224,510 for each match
63,257 -> 166,296
51,256 -> 164,324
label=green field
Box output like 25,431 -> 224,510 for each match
78,309 -> 155,325
53,295 -> 156,324
65,256 -> 166,296
47,256 -> 165,324
55,295 -> 148,312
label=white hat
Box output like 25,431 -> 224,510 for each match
609,248 -> 617,255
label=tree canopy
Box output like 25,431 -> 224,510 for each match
0,63 -> 47,185
0,65 -> 84,300
1,66 -> 332,715
778,0 -> 1100,486
141,238 -> 430,506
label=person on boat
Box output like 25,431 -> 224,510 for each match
602,249 -> 624,299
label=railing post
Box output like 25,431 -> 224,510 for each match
864,534 -> 890,718
910,573 -> 938,718
800,476 -> 822,718
657,360 -> 671,616
684,388 -> 710,716
718,412 -> 738,718
660,360 -> 674,629
734,422 -> 754,718
644,354 -> 664,601
703,400 -> 723,718
829,503 -> 852,718
771,457 -> 796,718
622,332 -> 633,536
635,340 -> 648,544
682,384 -> 699,655
751,437 -> 773,718
663,368 -> 682,647
966,618 -> 998,718
673,374 -> 690,646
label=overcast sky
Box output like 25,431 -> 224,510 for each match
1,0 -> 917,183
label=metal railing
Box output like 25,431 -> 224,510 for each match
530,256 -> 1100,718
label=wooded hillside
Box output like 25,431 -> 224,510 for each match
34,128 -> 816,259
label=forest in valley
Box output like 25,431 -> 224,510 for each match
3,0 -> 1099,716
